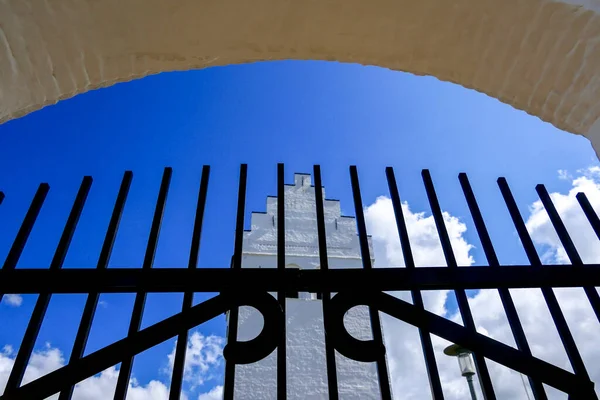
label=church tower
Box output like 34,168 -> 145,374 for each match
232,173 -> 389,399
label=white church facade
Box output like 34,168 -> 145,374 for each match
231,173 -> 390,399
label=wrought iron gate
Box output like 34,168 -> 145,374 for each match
0,164 -> 599,399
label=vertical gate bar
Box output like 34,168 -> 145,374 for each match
1,183 -> 49,304
576,192 -> 600,241
459,173 -> 546,400
223,164 -> 248,400
114,167 -> 172,400
0,191 -> 4,205
5,176 -> 92,393
169,166 -> 210,400
385,167 -> 445,399
349,166 -> 393,400
2,183 -> 50,271
313,165 -> 340,400
276,163 -> 287,400
535,185 -> 600,323
60,171 -> 133,400
421,169 -> 496,400
498,178 -> 595,393
535,184 -> 583,265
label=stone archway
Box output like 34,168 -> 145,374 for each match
1,0 -> 599,151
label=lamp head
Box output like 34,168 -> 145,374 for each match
444,344 -> 476,377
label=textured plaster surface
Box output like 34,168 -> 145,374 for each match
232,174 -> 383,399
1,0 -> 600,152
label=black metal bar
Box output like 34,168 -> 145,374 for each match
4,177 -> 91,394
114,168 -> 172,400
276,163 -> 286,400
535,185 -> 583,264
498,178 -> 593,386
0,191 -> 4,205
1,183 -> 50,304
59,171 -> 133,400
496,179 -> 545,268
169,166 -> 210,400
1,265 -> 600,293
536,184 -> 600,323
314,165 -> 339,400
459,173 -> 546,399
3,294 -> 232,400
2,183 -> 50,271
576,192 -> 600,241
422,169 -> 496,400
223,164 -> 248,400
385,167 -> 444,399
349,166 -> 393,400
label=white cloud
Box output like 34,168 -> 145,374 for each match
557,169 -> 571,181
73,366 -> 173,400
365,196 -> 473,268
0,343 -> 63,400
526,166 -> 600,264
0,331 -> 225,400
69,366 -> 120,399
197,385 -> 223,400
365,189 -> 600,399
0,346 -> 171,400
166,332 -> 224,390
2,294 -> 23,307
365,196 -> 473,319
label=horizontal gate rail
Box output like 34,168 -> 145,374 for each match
1,266 -> 600,293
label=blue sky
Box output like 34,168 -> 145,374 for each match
0,60 -> 598,398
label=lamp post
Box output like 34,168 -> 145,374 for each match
444,344 -> 478,400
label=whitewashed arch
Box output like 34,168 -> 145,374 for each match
1,0 -> 600,151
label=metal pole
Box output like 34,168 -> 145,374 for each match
466,375 -> 478,400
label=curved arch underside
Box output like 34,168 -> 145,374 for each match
1,0 -> 600,150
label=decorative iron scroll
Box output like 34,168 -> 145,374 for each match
0,164 -> 599,400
